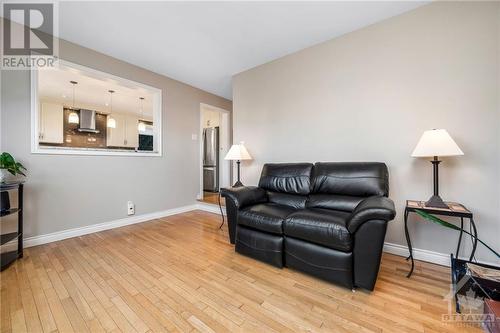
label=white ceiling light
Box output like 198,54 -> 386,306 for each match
68,81 -> 79,124
138,97 -> 146,132
107,90 -> 116,128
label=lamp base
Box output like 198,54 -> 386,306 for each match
425,195 -> 449,209
232,180 -> 244,188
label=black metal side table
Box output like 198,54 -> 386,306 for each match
1,181 -> 24,271
404,200 -> 476,278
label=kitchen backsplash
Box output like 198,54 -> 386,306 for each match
42,108 -> 107,148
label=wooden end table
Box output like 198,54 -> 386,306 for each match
404,200 -> 476,278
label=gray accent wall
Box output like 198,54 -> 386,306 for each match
232,2 -> 500,264
1,37 -> 232,238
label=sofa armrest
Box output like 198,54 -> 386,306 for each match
347,196 -> 396,233
220,186 -> 267,209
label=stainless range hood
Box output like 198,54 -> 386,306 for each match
78,109 -> 100,133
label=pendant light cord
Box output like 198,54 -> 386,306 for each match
70,80 -> 77,109
109,90 -> 114,112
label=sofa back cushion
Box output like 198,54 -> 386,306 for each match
268,192 -> 307,209
259,163 -> 313,195
306,194 -> 364,212
311,162 -> 389,197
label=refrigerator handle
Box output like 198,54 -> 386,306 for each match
202,128 -> 207,165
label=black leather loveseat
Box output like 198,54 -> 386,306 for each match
221,162 -> 396,291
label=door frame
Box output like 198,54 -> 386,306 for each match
198,103 -> 232,200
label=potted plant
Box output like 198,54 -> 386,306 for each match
0,152 -> 26,213
0,152 -> 26,183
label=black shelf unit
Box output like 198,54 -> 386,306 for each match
1,181 -> 24,271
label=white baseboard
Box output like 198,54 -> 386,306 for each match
383,242 -> 499,267
24,204 -> 198,248
195,202 -> 227,215
24,204 -> 494,269
383,242 -> 452,267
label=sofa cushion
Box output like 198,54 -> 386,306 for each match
259,163 -> 313,195
268,191 -> 307,209
284,237 -> 353,288
239,203 -> 296,234
236,226 -> 284,268
307,194 -> 364,212
284,208 -> 352,252
311,162 -> 389,197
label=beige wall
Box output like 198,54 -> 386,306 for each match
233,2 -> 500,263
1,35 -> 232,238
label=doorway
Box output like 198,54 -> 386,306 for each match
199,104 -> 231,205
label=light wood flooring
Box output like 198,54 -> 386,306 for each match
199,192 -> 225,206
1,210 -> 481,332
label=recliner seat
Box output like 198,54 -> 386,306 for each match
221,162 -> 396,291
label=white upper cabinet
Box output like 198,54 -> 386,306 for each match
124,115 -> 139,148
107,114 -> 139,149
39,103 -> 64,144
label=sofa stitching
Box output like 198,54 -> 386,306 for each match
285,251 -> 349,272
260,175 -> 310,179
237,240 -> 282,253
285,220 -> 349,234
318,175 -> 385,180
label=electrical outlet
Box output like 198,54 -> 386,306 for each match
127,201 -> 135,215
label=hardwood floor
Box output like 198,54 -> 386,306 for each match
200,192 -> 225,206
1,211 -> 481,332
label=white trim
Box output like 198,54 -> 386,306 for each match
383,242 -> 499,268
196,202 -> 227,215
24,204 -> 197,248
30,59 -> 163,157
198,103 -> 231,199
383,242 -> 451,266
24,203 -> 226,248
24,204 -> 496,268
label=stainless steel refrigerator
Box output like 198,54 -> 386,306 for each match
203,127 -> 219,192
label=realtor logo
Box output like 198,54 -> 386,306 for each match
1,2 -> 58,69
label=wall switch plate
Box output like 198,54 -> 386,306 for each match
191,134 -> 198,141
127,201 -> 135,215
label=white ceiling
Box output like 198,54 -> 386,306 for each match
57,1 -> 427,100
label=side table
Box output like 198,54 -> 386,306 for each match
404,200 -> 476,278
1,181 -> 24,271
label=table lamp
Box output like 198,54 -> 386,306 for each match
411,129 -> 464,208
225,142 -> 252,187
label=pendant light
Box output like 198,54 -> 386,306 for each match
137,97 -> 146,132
107,90 -> 116,128
68,81 -> 79,124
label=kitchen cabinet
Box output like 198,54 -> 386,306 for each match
124,115 -> 139,148
39,103 -> 63,143
107,114 -> 139,148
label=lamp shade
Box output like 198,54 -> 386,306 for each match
225,142 -> 252,160
107,116 -> 116,128
411,129 -> 464,157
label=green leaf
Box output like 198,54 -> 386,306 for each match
414,210 -> 461,231
415,209 -> 500,259
0,152 -> 27,176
